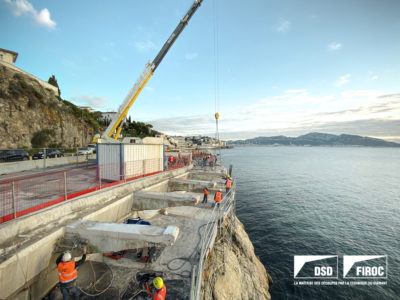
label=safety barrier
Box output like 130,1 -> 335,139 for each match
190,182 -> 236,299
0,155 -> 191,224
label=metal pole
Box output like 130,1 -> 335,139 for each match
43,147 -> 46,169
190,264 -> 197,300
99,166 -> 102,189
64,172 -> 67,201
12,181 -> 17,219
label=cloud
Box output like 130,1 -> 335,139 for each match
71,95 -> 109,109
147,90 -> 400,143
334,74 -> 351,86
4,0 -> 56,29
328,42 -> 342,51
369,75 -> 378,81
185,52 -> 198,60
150,115 -> 215,135
275,18 -> 291,33
34,8 -> 56,28
133,40 -> 156,52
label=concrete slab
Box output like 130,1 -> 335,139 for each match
65,220 -> 179,252
133,191 -> 201,209
105,207 -> 215,282
168,178 -> 216,193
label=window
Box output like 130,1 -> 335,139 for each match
0,54 -> 3,61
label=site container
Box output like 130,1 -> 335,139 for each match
97,143 -> 163,182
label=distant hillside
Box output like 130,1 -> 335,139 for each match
228,132 -> 400,147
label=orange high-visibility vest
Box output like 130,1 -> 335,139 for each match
215,191 -> 222,202
226,179 -> 232,188
153,285 -> 167,300
204,189 -> 209,195
58,261 -> 77,283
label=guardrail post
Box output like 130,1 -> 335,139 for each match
64,171 -> 67,201
12,181 -> 17,219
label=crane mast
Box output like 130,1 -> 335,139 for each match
97,0 -> 204,142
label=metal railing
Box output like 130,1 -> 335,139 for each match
190,182 -> 236,299
0,155 -> 191,224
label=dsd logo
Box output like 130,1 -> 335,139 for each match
294,255 -> 338,279
343,255 -> 387,279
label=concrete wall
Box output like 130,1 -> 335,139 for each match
0,51 -> 15,64
0,155 -> 94,175
0,60 -> 59,96
0,165 -> 191,299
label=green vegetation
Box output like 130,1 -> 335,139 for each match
8,74 -> 43,100
61,100 -> 103,131
31,128 -> 55,148
48,75 -> 61,96
122,116 -> 158,138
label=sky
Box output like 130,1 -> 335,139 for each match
1,0 -> 400,141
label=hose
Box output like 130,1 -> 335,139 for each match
77,247 -> 118,298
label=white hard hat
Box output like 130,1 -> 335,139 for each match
62,252 -> 72,262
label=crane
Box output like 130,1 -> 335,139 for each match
94,0 -> 204,143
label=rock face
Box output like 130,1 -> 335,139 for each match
0,64 -> 97,149
202,215 -> 272,300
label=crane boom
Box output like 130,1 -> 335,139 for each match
98,0 -> 204,142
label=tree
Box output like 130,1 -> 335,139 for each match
48,75 -> 61,96
31,129 -> 55,148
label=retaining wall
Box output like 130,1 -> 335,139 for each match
0,155 -> 94,175
0,165 -> 191,299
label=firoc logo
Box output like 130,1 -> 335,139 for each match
294,255 -> 338,279
343,255 -> 387,278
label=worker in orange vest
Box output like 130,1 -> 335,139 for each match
213,189 -> 222,208
56,247 -> 86,300
225,176 -> 232,193
147,277 -> 166,300
202,187 -> 209,203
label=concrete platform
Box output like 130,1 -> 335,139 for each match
168,178 -> 216,193
65,220 -> 179,252
133,191 -> 201,209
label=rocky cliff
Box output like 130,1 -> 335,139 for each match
0,64 -> 99,149
202,214 -> 272,300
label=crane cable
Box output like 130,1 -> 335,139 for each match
213,0 -> 222,165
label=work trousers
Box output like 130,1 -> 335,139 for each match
60,285 -> 80,300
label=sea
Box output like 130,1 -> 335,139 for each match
221,146 -> 399,300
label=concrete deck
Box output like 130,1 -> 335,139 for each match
0,164 -> 230,300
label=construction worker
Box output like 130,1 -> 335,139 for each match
56,247 -> 86,300
202,187 -> 209,203
213,189 -> 222,208
225,176 -> 232,193
148,277 -> 166,300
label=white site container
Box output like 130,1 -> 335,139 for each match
97,143 -> 163,182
